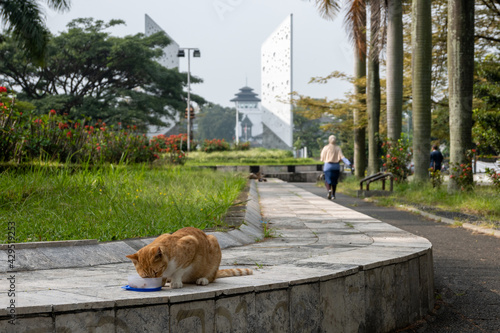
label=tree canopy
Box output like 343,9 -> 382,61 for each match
196,104 -> 236,142
0,18 -> 204,131
0,0 -> 71,64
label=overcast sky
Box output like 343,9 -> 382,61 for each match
45,0 -> 354,108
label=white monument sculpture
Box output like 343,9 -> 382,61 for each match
261,14 -> 293,150
144,14 -> 181,137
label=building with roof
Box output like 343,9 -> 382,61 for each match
230,86 -> 263,146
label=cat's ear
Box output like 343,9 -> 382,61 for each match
126,253 -> 138,263
152,247 -> 162,261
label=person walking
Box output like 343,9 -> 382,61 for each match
320,135 -> 351,200
430,144 -> 444,171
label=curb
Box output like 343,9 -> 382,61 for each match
399,205 -> 500,239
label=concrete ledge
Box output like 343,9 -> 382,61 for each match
0,180 -> 434,333
0,181 -> 262,274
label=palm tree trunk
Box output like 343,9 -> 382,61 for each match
411,0 -> 432,182
354,2 -> 367,178
386,0 -> 404,141
447,0 -> 475,193
367,4 -> 381,176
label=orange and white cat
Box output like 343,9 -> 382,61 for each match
126,227 -> 253,289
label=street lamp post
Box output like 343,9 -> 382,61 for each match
235,101 -> 239,145
177,48 -> 200,152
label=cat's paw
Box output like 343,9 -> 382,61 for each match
196,278 -> 209,286
170,281 -> 183,289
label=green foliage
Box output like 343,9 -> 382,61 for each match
0,166 -> 247,242
196,104 -> 236,142
0,0 -> 71,65
201,139 -> 231,153
186,148 -> 318,166
233,141 -> 251,151
449,149 -> 475,192
292,80 -> 357,160
473,54 -> 500,155
429,168 -> 443,188
0,88 -> 35,162
0,88 -> 190,165
381,138 -> 413,183
293,108 -> 329,158
0,18 -> 205,131
484,168 -> 500,190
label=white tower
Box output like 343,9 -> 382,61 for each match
230,86 -> 263,146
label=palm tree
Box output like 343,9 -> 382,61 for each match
367,0 -> 384,176
447,0 -> 475,192
411,0 -> 432,182
0,0 -> 71,64
385,0 -> 403,141
314,0 -> 368,178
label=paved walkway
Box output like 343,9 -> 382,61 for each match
1,179 -> 433,332
294,182 -> 500,333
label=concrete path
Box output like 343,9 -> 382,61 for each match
1,179 -> 434,332
293,182 -> 500,333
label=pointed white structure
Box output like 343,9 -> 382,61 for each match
261,14 -> 293,150
145,14 -> 180,69
144,14 -> 181,137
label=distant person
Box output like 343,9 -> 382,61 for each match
430,145 -> 444,171
320,135 -> 351,200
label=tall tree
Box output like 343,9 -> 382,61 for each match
351,2 -> 367,178
411,0 -> 432,182
385,0 -> 404,141
0,0 -> 71,64
367,0 -> 383,175
315,0 -> 368,177
196,104 -> 236,142
447,0 -> 475,192
0,18 -> 204,131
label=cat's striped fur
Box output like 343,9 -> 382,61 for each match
126,227 -> 252,289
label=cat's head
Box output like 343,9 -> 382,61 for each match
126,246 -> 166,278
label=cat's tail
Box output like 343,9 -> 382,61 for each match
216,268 -> 253,278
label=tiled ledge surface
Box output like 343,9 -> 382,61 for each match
0,179 -> 434,333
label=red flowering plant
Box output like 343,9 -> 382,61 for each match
201,138 -> 230,153
1,88 -> 160,164
150,134 -> 187,165
381,138 -> 413,183
22,109 -> 89,162
233,141 -> 251,151
0,87 -> 36,162
449,149 -> 475,191
84,121 -> 158,164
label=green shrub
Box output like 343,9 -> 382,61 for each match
485,167 -> 500,189
201,139 -> 231,153
449,149 -> 475,191
381,138 -> 413,182
0,88 -> 181,165
233,141 -> 251,151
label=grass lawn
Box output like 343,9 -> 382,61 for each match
337,175 -> 500,229
185,148 -> 320,166
0,164 -> 247,243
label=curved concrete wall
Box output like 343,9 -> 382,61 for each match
0,180 -> 433,332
